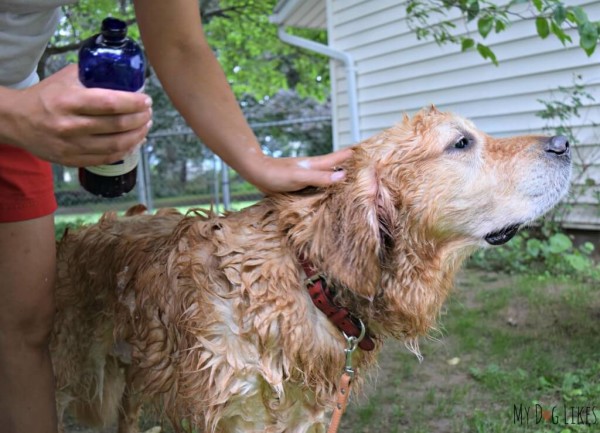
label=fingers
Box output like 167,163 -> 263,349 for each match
75,111 -> 153,135
296,170 -> 347,189
54,64 -> 152,116
300,147 -> 353,171
252,149 -> 355,193
292,148 -> 353,188
54,124 -> 150,167
74,88 -> 152,116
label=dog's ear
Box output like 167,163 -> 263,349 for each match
316,148 -> 397,300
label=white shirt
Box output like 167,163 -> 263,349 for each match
0,0 -> 77,88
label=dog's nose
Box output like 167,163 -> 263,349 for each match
545,135 -> 570,155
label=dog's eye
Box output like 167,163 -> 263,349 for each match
454,137 -> 470,149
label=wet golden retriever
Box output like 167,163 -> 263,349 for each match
51,107 -> 572,433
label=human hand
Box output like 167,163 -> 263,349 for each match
247,148 -> 354,194
0,64 -> 152,167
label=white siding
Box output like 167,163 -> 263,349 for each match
272,0 -> 326,28
327,0 -> 600,229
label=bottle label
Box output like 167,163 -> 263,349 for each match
85,151 -> 139,177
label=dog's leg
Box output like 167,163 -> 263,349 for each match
55,392 -> 72,433
118,386 -> 162,433
117,384 -> 142,433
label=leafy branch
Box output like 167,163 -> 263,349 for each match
404,0 -> 600,65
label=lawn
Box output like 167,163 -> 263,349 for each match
339,270 -> 600,433
54,200 -> 258,238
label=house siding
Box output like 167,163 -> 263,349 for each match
325,0 -> 600,228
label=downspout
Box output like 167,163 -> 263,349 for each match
270,15 -> 360,146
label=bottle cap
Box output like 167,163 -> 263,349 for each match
101,17 -> 127,43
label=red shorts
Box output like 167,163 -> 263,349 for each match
0,143 -> 57,223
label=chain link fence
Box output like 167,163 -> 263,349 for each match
54,116 -> 333,222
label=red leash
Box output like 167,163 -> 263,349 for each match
300,258 -> 372,432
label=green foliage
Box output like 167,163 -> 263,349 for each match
536,75 -> 599,225
55,218 -> 87,240
202,0 -> 330,100
405,1 -> 600,65
47,0 -> 330,101
469,228 -> 600,280
51,0 -> 138,64
537,75 -> 595,138
468,74 -> 600,282
241,90 -> 333,157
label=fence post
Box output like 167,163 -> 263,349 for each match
221,161 -> 230,211
213,155 -> 221,213
137,146 -> 148,208
143,143 -> 154,212
136,142 -> 154,212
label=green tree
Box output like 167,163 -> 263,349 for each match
43,0 -> 329,100
241,90 -> 333,157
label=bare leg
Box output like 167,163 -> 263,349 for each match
0,215 -> 58,433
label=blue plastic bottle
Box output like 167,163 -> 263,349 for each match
78,17 -> 146,197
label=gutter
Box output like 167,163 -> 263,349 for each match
270,2 -> 360,145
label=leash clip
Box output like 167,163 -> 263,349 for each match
342,318 -> 365,379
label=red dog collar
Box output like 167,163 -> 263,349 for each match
300,259 -> 375,351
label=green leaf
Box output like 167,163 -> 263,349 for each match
461,37 -> 475,51
553,4 -> 567,25
565,254 -> 589,271
478,16 -> 494,38
466,0 -> 480,21
582,242 -> 595,253
532,0 -> 543,12
551,21 -> 573,45
548,233 -> 573,254
539,376 -> 552,387
526,238 -> 542,257
579,22 -> 598,56
536,17 -> 550,39
495,19 -> 506,33
477,43 -> 498,65
569,6 -> 589,25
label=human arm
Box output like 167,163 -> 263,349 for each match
133,0 -> 351,193
0,64 -> 153,167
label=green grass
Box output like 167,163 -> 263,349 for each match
54,200 -> 258,239
340,271 -> 600,433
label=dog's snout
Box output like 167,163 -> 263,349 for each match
545,135 -> 570,155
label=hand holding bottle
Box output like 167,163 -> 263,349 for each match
0,64 -> 152,167
77,17 -> 147,197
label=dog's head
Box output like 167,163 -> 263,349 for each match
279,106 -> 571,338
355,105 -> 572,246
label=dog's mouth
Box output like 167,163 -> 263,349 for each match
484,224 -> 522,245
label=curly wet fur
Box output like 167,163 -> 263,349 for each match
51,107 -> 571,433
